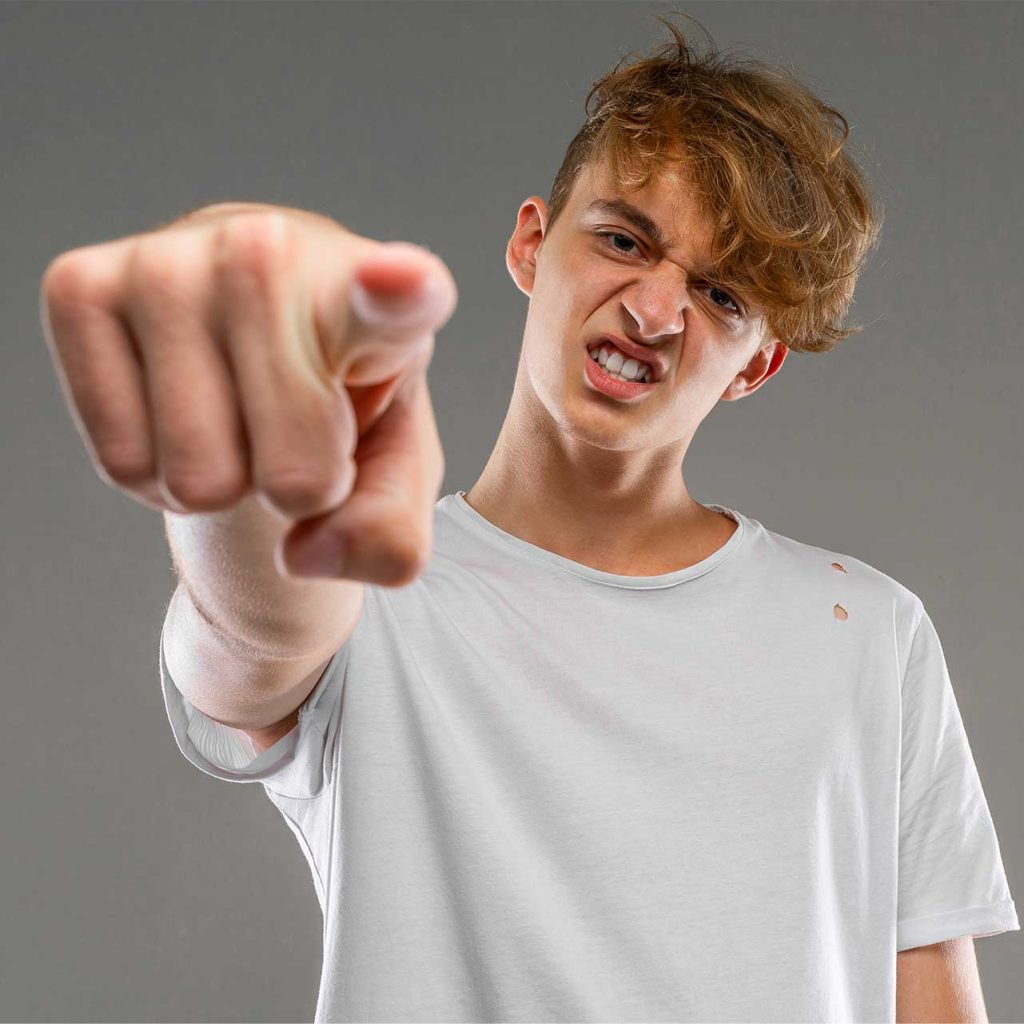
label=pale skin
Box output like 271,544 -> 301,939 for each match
467,154 -> 991,1019
464,152 -> 787,574
896,937 -> 988,1023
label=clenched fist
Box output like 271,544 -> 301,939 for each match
39,203 -> 458,585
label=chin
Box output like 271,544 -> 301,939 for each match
560,397 -> 648,451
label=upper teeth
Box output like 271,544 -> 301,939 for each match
589,344 -> 653,383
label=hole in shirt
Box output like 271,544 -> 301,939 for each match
833,603 -> 849,621
831,561 -> 847,573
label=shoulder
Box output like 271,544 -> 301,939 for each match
751,514 -> 925,635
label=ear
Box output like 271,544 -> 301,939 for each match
506,196 -> 549,298
721,339 -> 789,401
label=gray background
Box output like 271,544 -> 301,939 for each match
3,1 -> 1021,1020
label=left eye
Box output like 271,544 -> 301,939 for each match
596,232 -> 742,317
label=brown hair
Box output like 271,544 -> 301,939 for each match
546,13 -> 883,354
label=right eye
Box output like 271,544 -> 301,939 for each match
595,231 -> 642,257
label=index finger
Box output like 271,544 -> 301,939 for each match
311,241 -> 458,387
279,352 -> 444,585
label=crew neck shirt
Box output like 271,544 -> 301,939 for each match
160,491 -> 1019,1022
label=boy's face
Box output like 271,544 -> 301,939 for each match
506,154 -> 787,455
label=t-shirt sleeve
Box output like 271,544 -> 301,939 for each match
158,613 -> 348,800
896,600 -> 1019,951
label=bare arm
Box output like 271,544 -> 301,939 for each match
896,937 -> 988,1023
40,203 -> 456,751
161,492 -> 364,736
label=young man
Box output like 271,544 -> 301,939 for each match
42,17 -> 1017,1024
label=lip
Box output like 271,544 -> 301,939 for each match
583,347 -> 658,400
586,334 -> 668,383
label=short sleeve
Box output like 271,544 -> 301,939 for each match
896,602 -> 1020,950
158,613 -> 349,800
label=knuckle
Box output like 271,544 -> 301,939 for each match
160,464 -> 248,511
95,444 -> 155,489
385,534 -> 430,584
127,234 -> 199,299
42,250 -> 114,309
214,210 -> 298,289
254,465 -> 336,512
160,422 -> 216,467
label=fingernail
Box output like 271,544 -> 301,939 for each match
351,268 -> 443,327
288,532 -> 348,578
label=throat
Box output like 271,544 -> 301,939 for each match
563,513 -> 737,576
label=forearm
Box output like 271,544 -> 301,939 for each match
163,492 -> 360,659
162,578 -> 355,730
162,494 -> 362,727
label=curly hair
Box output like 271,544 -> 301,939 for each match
545,13 -> 884,354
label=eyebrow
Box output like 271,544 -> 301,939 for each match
583,197 -> 717,278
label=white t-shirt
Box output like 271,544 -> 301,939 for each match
160,491 -> 1019,1023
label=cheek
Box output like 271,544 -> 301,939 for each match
529,269 -> 596,339
672,343 -> 735,397
563,271 -> 622,330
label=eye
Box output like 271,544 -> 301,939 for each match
596,231 -> 640,257
703,285 -> 743,317
596,232 -> 744,319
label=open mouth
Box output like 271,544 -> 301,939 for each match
583,347 -> 658,399
586,340 -> 656,384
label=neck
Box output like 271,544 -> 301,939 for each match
463,359 -> 735,576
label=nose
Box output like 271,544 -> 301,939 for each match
620,265 -> 692,340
